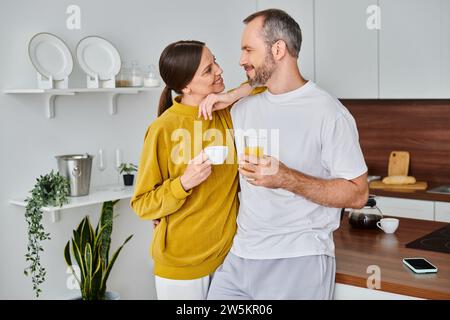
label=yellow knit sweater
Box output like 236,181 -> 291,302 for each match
130,97 -> 239,280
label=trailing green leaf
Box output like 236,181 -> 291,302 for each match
24,170 -> 70,297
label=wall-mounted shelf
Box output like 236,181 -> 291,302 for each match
4,86 -> 161,118
10,184 -> 134,223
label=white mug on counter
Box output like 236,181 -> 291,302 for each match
377,218 -> 399,234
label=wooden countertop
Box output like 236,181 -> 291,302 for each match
369,186 -> 450,203
334,215 -> 450,299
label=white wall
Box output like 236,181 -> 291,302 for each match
0,0 -> 270,299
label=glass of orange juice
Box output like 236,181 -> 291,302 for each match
244,135 -> 266,158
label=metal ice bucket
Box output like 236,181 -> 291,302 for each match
55,153 -> 93,196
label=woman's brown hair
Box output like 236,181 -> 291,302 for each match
157,40 -> 205,116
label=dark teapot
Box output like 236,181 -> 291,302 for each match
348,195 -> 383,229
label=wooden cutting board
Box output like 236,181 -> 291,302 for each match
370,180 -> 428,190
388,151 -> 410,176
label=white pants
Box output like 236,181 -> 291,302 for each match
155,274 -> 213,300
208,253 -> 335,300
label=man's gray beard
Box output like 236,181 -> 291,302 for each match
248,53 -> 276,87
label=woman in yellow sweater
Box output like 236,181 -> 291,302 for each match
130,40 -> 257,300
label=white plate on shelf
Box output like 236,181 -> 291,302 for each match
76,36 -> 121,80
28,32 -> 73,80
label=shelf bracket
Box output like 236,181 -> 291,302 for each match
108,91 -> 139,115
44,92 -> 75,119
50,210 -> 61,223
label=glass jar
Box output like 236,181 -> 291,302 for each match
116,61 -> 130,87
348,195 -> 383,229
143,64 -> 161,87
129,60 -> 143,87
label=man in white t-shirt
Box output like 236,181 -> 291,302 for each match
207,9 -> 369,300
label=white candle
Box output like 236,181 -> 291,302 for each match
98,149 -> 104,168
116,149 -> 122,168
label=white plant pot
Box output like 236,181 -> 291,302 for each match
105,291 -> 120,300
69,291 -> 120,300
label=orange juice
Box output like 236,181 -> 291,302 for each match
244,146 -> 264,157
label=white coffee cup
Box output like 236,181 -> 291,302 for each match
204,146 -> 228,165
376,218 -> 399,234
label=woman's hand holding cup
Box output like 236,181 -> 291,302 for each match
180,150 -> 212,191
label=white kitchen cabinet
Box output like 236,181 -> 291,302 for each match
441,0 -> 450,97
257,0 -> 315,81
379,0 -> 442,98
375,196 -> 434,221
314,0 -> 378,98
435,201 -> 450,223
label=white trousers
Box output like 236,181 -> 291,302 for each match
208,253 -> 336,300
155,274 -> 213,300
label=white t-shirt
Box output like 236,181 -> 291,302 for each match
230,81 -> 368,259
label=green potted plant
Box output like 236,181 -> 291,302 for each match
118,163 -> 138,186
64,200 -> 133,300
24,170 -> 70,298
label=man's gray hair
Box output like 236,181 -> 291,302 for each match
243,9 -> 302,58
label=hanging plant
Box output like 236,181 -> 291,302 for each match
24,170 -> 70,297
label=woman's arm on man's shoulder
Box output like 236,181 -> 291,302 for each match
198,82 -> 265,120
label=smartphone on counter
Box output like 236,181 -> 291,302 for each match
403,257 -> 438,274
